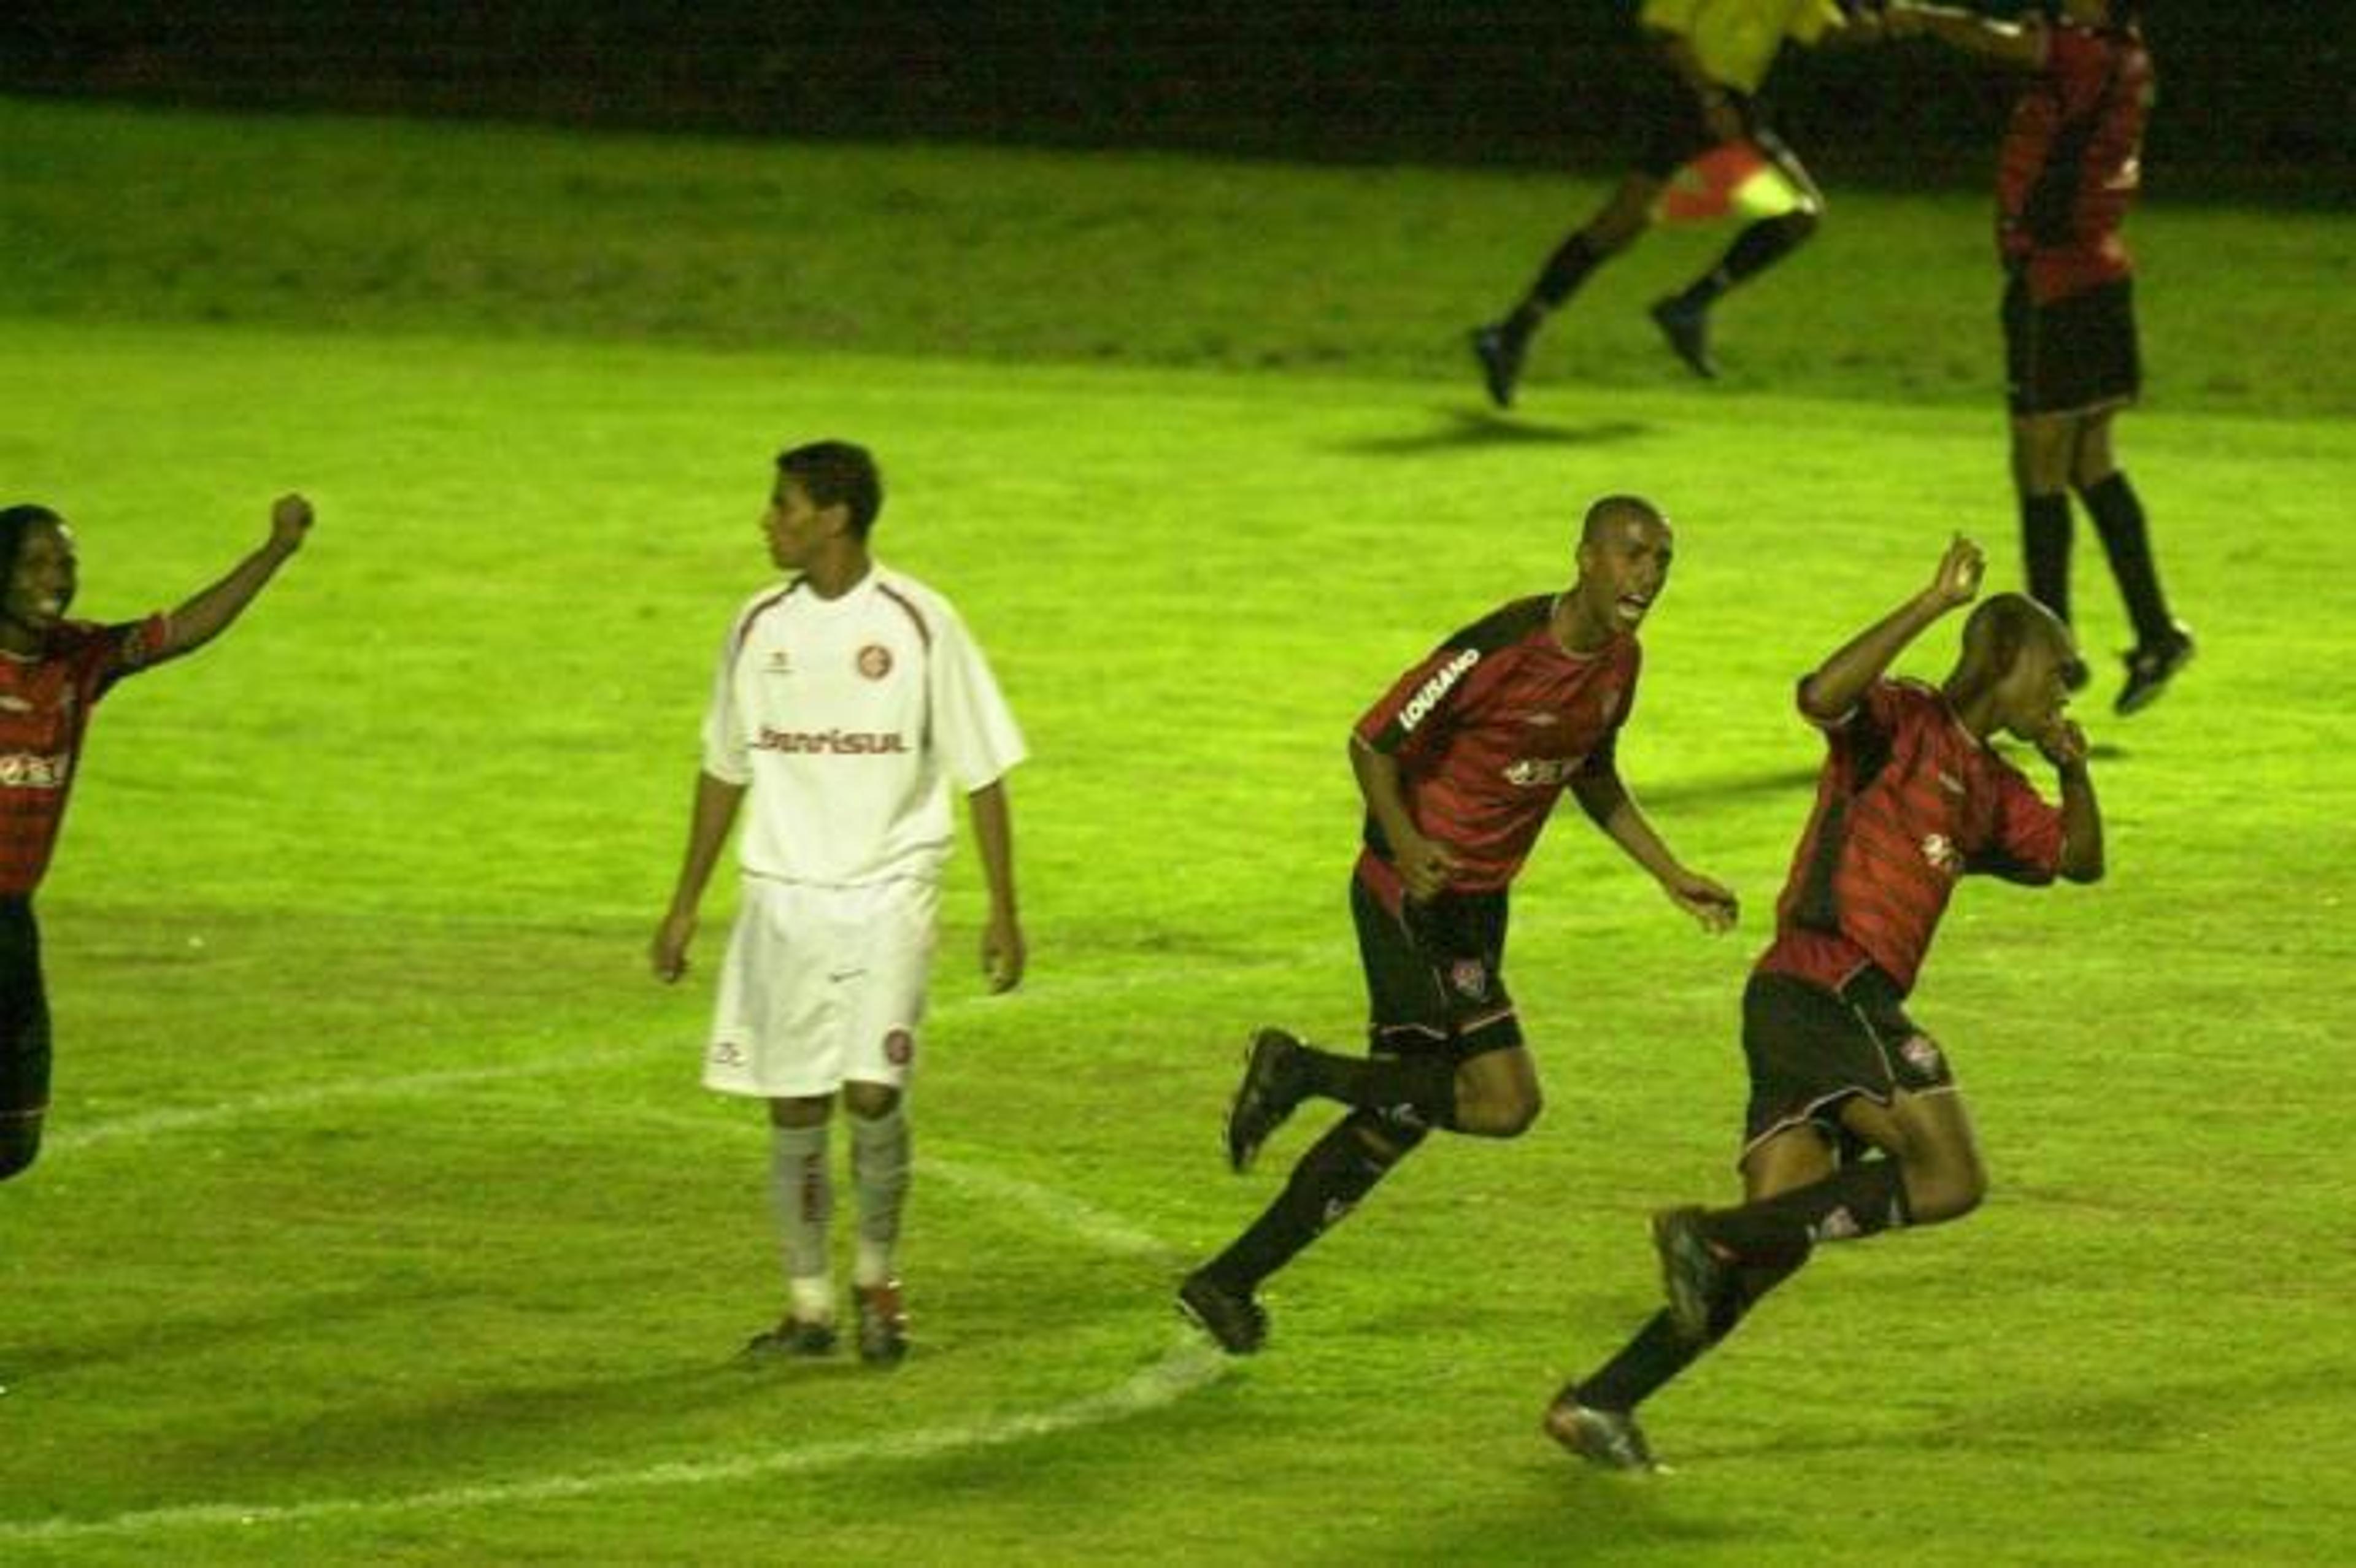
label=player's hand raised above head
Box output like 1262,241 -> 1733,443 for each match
269,493 -> 315,554
1927,533 -> 1984,610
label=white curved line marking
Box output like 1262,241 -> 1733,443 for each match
0,1340 -> 1227,1543
9,1012 -> 1230,1542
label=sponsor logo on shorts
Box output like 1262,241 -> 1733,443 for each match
1503,755 -> 1585,787
884,1028 -> 915,1066
1448,958 -> 1489,999
0,752 -> 69,789
753,727 -> 910,755
1396,648 -> 1479,734
857,644 -> 894,680
1920,832 -> 1963,874
1899,1033 -> 1944,1078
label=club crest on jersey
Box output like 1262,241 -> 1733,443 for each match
1920,833 -> 1963,874
1448,958 -> 1490,1000
857,644 -> 893,680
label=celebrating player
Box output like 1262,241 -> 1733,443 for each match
1885,0 -> 2192,713
653,440 -> 1026,1367
1546,535 -> 2103,1473
1,495 -> 315,1181
1471,0 -> 1885,398
1178,495 -> 1738,1355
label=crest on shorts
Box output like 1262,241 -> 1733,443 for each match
1920,833 -> 1963,874
857,644 -> 893,680
1448,958 -> 1489,1000
884,1028 -> 916,1066
1898,1032 -> 1944,1078
709,1039 -> 745,1067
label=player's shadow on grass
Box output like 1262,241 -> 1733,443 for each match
1331,407 -> 1650,457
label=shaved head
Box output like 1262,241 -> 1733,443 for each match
1958,593 -> 2072,674
1580,494 -> 1669,547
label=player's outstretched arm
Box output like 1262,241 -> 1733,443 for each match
966,778 -> 1025,993
1570,766 -> 1739,934
2038,718 -> 2106,883
652,771 -> 746,983
156,493 -> 313,662
1884,2 -> 2046,68
1798,534 -> 1984,724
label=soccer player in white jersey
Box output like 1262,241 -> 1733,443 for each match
653,440 -> 1027,1366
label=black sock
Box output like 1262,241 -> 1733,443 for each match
1698,1159 -> 1911,1270
2020,490 -> 2073,625
1201,1110 -> 1425,1290
1675,210 -> 1817,311
1526,232 -> 1605,314
1293,1043 -> 1457,1130
1569,1258 -> 1800,1411
2079,471 -> 2174,646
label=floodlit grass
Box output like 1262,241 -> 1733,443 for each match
0,99 -> 2352,1564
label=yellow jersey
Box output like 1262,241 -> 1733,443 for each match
1637,0 -> 1845,94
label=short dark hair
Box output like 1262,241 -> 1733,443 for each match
1580,493 -> 1668,546
0,504 -> 64,591
776,441 -> 884,540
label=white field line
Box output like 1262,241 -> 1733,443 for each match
10,990 -> 1235,1543
45,939 -> 1331,1158
0,1338 -> 1228,1544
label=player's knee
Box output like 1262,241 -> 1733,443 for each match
1457,1090 -> 1542,1139
0,1126 -> 40,1181
1908,1154 -> 1987,1224
842,1082 -> 902,1121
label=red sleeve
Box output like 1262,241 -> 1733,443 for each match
78,615 -> 169,701
1356,640 -> 1486,757
1971,764 -> 2066,885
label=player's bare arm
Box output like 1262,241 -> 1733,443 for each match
1570,765 -> 1738,934
1349,734 -> 1460,901
967,778 -> 1025,993
2038,718 -> 2106,883
1798,534 -> 1984,723
653,770 -> 747,982
1885,2 -> 2048,68
155,493 -> 314,661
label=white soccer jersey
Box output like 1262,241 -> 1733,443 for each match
702,564 -> 1026,887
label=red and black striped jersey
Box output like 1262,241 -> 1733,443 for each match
1998,20 -> 2153,304
0,615 -> 166,896
1354,596 -> 1640,893
1758,678 -> 2063,996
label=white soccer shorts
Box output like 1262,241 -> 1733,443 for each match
704,876 -> 939,1099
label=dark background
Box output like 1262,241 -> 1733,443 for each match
2,2 -> 2347,193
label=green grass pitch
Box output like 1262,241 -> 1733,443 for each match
1,98 -> 2352,1564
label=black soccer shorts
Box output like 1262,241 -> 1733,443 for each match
1349,868 -> 1523,1064
2004,274 -> 2141,417
1737,964 -> 1954,1165
1,896 -> 52,1126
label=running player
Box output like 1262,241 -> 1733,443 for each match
652,440 -> 1026,1367
1886,0 -> 2192,712
1178,494 -> 1738,1355
1546,534 -> 2103,1472
1471,0 -> 1885,396
1,495 -> 315,1181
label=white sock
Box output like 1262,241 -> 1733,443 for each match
770,1121 -> 833,1316
850,1104 -> 910,1288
